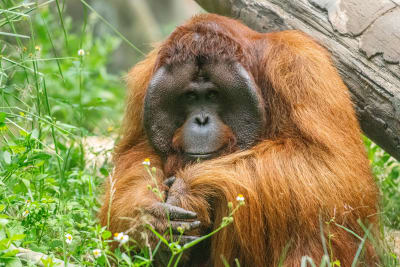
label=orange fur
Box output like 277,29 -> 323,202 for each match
99,14 -> 379,266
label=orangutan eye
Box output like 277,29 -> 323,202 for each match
184,91 -> 197,101
206,90 -> 219,100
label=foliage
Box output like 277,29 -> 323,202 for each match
0,1 -> 399,266
364,138 -> 400,229
0,1 -> 122,265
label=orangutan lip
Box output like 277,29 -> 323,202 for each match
185,152 -> 217,159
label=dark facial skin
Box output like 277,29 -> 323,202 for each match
143,59 -> 266,164
180,81 -> 227,159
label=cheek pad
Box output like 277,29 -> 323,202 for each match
206,62 -> 266,148
144,65 -> 194,156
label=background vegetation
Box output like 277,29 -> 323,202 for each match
0,1 -> 399,266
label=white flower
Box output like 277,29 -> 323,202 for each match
78,49 -> 85,56
113,232 -> 129,244
65,233 -> 73,244
22,210 -> 29,217
236,194 -> 245,202
25,199 -> 31,206
121,234 -> 129,244
93,249 -> 101,258
113,232 -> 122,241
142,158 -> 150,166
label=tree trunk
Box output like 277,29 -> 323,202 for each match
194,0 -> 400,160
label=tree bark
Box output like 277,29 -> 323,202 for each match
194,0 -> 400,160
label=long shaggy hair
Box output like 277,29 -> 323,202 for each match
99,14 -> 379,267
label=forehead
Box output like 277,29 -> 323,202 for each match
155,21 -> 251,70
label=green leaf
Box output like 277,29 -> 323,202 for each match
0,237 -> 10,250
21,179 -> 30,190
9,146 -> 26,154
31,152 -> 52,161
11,234 -> 25,241
3,257 -> 23,267
19,130 -> 28,137
35,160 -> 45,167
101,230 -> 111,239
0,112 -> 6,123
2,249 -> 19,257
100,167 -> 109,176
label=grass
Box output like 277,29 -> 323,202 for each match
0,1 -> 399,266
